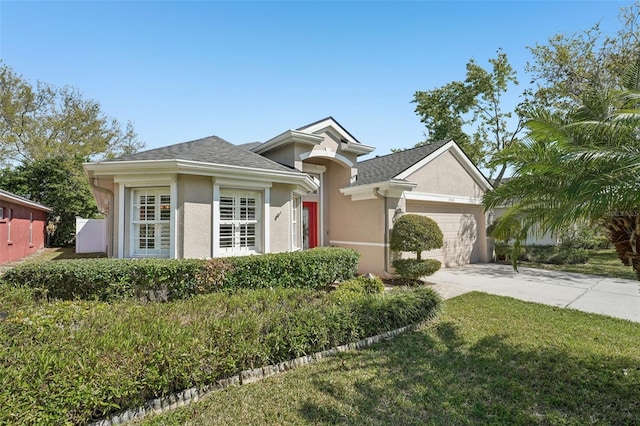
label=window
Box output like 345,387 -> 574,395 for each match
132,189 -> 171,256
0,207 -> 4,219
219,190 -> 261,253
292,196 -> 301,250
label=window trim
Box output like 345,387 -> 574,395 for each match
130,187 -> 172,258
217,189 -> 262,255
292,195 -> 301,250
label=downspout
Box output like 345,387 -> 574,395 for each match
89,178 -> 114,258
374,188 -> 393,276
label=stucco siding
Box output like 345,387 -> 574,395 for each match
407,150 -> 485,199
269,184 -> 293,253
180,175 -> 213,258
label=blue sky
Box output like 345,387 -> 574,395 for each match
0,1 -> 631,159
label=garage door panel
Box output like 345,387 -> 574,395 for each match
405,202 -> 481,267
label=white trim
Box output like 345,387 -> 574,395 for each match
214,177 -> 272,189
114,174 -> 175,185
395,140 -> 492,191
117,183 -> 125,258
85,159 -> 318,193
291,194 -> 301,251
212,184 -> 220,258
302,163 -> 326,174
263,187 -> 270,253
252,129 -> 323,154
299,150 -> 353,168
170,179 -> 177,258
340,139 -> 375,155
0,191 -> 51,212
404,192 -> 485,205
297,117 -> 360,144
330,240 -> 388,248
319,170 -> 325,246
340,180 -> 417,201
129,187 -> 173,258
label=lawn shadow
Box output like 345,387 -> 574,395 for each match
298,320 -> 640,424
48,248 -> 106,260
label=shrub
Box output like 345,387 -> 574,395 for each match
223,247 -> 360,291
392,258 -> 441,280
0,248 -> 360,302
494,244 -> 588,265
0,286 -> 441,425
559,226 -> 611,250
333,275 -> 385,298
390,214 -> 444,260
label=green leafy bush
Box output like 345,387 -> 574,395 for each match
495,243 -> 588,265
0,285 -> 441,425
0,247 -> 360,302
559,226 -> 611,250
392,259 -> 442,280
331,275 -> 385,301
390,214 -> 444,260
223,247 -> 360,290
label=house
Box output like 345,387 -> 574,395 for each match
0,189 -> 51,265
84,117 -> 493,276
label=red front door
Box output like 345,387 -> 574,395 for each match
303,202 -> 318,249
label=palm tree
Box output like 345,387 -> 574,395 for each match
483,61 -> 640,278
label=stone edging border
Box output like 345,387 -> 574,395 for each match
90,322 -> 420,425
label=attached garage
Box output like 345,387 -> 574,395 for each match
405,201 -> 483,267
340,137 -> 494,276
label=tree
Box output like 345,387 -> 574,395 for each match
390,214 -> 443,280
0,156 -> 99,246
0,62 -> 144,166
412,51 -> 525,185
526,1 -> 640,114
483,61 -> 640,279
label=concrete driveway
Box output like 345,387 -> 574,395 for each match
428,263 -> 640,323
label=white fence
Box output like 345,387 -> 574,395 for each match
75,217 -> 107,254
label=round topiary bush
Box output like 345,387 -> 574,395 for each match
391,258 -> 441,280
390,214 -> 444,260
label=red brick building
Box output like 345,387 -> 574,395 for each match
0,189 -> 51,265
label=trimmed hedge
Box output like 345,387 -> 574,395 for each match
0,285 -> 441,425
334,275 -> 385,295
0,247 -> 360,302
392,258 -> 442,280
495,243 -> 588,265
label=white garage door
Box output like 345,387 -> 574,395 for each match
405,202 -> 481,267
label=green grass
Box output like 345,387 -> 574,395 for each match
140,292 -> 640,425
515,249 -> 637,280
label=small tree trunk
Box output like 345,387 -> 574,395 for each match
602,214 -> 640,280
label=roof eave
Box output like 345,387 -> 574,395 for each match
340,140 -> 375,156
340,179 -> 416,201
0,191 -> 52,212
84,159 -> 317,191
252,130 -> 323,154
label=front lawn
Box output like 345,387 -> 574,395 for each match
514,248 -> 637,280
141,292 -> 640,425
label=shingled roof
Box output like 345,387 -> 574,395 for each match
105,136 -> 292,172
352,139 -> 450,186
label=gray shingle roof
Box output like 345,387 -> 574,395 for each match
0,189 -> 51,211
352,139 -> 451,186
105,136 -> 292,172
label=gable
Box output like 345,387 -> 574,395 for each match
405,149 -> 487,199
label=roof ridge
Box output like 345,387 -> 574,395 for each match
359,138 -> 451,165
